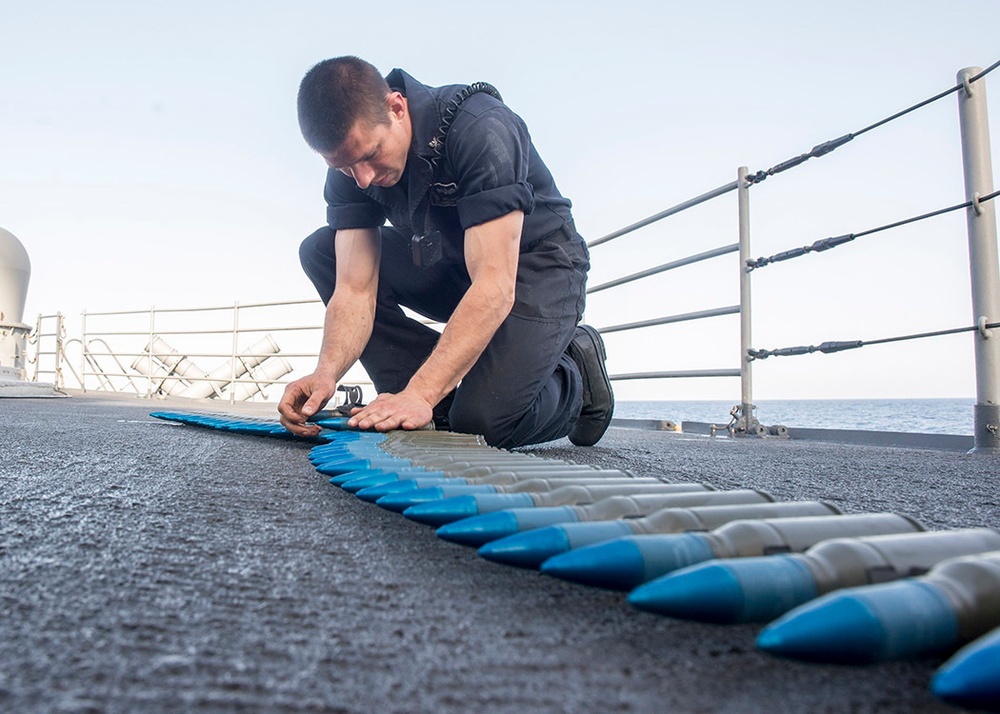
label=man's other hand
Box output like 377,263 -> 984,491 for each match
348,390 -> 434,432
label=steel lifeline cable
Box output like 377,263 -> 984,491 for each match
748,322 -> 1000,361
745,188 -> 1000,270
583,59 -> 1000,251
745,58 -> 1000,186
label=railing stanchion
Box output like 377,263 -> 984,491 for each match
146,306 -> 155,399
55,312 -> 64,391
33,313 -> 42,382
957,67 -> 1000,454
737,166 -> 759,434
81,310 -> 88,394
230,301 -> 240,405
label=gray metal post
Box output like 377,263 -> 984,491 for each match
80,309 -> 88,394
230,301 -> 240,405
737,166 -> 760,435
54,312 -> 64,391
33,313 -> 41,382
147,306 -> 155,399
957,67 -> 1000,454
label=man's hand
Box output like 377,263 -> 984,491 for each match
277,372 -> 338,437
347,390 -> 434,432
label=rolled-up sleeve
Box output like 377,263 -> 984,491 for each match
451,108 -> 536,230
324,170 -> 386,230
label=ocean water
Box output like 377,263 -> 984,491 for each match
614,398 -> 976,436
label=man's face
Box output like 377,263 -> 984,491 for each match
322,92 -> 411,190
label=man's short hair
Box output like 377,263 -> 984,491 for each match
297,56 -> 391,153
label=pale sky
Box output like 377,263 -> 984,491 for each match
2,0 -> 999,401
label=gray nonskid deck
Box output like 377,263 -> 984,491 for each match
3,393 -> 995,713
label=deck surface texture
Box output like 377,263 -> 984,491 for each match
3,392 -> 997,713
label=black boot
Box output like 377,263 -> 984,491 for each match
566,325 -> 614,446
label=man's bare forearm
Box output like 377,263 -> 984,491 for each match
277,228 -> 380,434
315,226 -> 381,381
315,286 -> 375,383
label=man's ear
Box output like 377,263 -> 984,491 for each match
386,91 -> 407,120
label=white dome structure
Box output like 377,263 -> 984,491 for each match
0,226 -> 30,328
0,227 -> 41,390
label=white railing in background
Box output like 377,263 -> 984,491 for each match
33,300 -> 350,404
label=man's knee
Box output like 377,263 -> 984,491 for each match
448,400 -> 520,449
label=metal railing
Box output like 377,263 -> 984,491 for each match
584,63 -> 1000,452
583,173 -> 752,428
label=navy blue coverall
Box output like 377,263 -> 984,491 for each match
298,69 -> 589,448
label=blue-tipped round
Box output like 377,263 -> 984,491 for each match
628,564 -> 740,621
757,581 -> 959,664
315,431 -> 364,444
480,520 -> 636,569
308,445 -> 350,461
376,487 -> 448,512
336,468 -> 432,490
311,452 -> 349,465
376,485 -> 495,512
310,415 -> 352,429
314,458 -> 378,477
404,492 -> 537,526
541,539 -> 648,591
438,512 -> 520,547
378,485 -> 508,513
932,627 -> 1000,709
629,556 -> 819,623
313,443 -> 395,456
310,435 -> 359,449
404,496 -> 483,526
308,436 -> 364,458
313,451 -> 373,465
757,595 -> 892,664
332,469 -> 391,489
541,533 -> 715,590
315,455 -> 412,474
373,485 -> 486,510
436,506 -> 580,548
354,476 -> 463,499
354,481 -> 423,502
480,527 -> 571,569
316,429 -> 364,436
315,444 -> 385,458
355,477 -> 456,500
